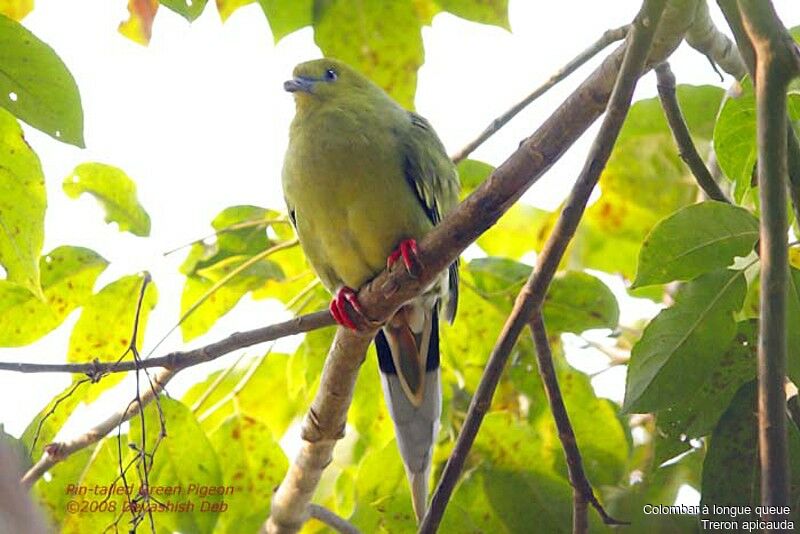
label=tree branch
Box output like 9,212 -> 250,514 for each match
420,1 -> 668,531
450,24 -> 630,164
21,368 -> 173,488
739,0 -> 800,519
685,0 -> 747,79
529,313 -> 626,533
307,504 -> 361,534
655,62 -> 731,203
0,310 -> 332,375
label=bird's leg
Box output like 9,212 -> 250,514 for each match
386,238 -> 422,278
329,286 -> 375,331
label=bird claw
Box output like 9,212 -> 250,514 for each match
329,287 -> 376,331
386,238 -> 422,278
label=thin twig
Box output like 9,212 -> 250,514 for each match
307,504 -> 361,534
739,0 -> 800,518
147,239 -> 299,358
162,218 -> 290,257
0,310 -> 332,375
655,62 -> 731,203
197,348 -> 272,423
530,313 -> 627,531
20,369 -> 173,488
450,24 -> 630,164
190,351 -> 248,413
420,2 -> 667,531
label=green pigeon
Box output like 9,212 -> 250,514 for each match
282,58 -> 459,521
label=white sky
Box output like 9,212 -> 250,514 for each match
1,0 -> 798,455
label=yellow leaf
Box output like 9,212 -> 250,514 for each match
118,0 -> 159,46
216,0 -> 254,22
0,0 -> 33,21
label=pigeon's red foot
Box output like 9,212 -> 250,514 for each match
329,286 -> 371,331
386,238 -> 422,277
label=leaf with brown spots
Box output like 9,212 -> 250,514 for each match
0,246 -> 107,346
67,274 -> 157,402
209,413 -> 288,533
0,109 -> 45,298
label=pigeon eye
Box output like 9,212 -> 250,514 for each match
324,68 -> 338,81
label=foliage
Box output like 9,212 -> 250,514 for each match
62,163 -> 152,237
2,4 -> 800,534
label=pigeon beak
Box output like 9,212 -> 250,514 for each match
284,77 -> 315,94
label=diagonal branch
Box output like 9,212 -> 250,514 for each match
266,2 -> 702,532
420,1 -> 668,531
21,368 -> 173,489
451,24 -> 630,164
654,62 -> 731,203
738,0 -> 800,518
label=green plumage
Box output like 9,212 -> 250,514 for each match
282,58 -> 459,319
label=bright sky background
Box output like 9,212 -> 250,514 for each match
1,1 -> 798,505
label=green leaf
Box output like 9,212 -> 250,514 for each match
257,0 -> 312,42
0,108 -> 45,297
209,413 -> 288,533
129,397 -> 223,534
543,271 -> 619,333
465,258 -> 619,333
456,158 -> 493,198
624,268 -> 747,413
160,0 -> 209,21
714,78 -> 757,202
180,254 -> 283,340
313,0 -> 423,109
702,381 -> 800,526
67,274 -> 157,400
349,440 -> 417,531
606,449 -> 703,533
633,201 -> 759,287
0,246 -> 107,346
700,381 -> 777,525
789,268 -> 800,383
60,437 -> 130,534
477,203 -> 551,260
570,86 -> 724,279
711,79 -> 800,202
33,445 -> 96,529
63,163 -> 152,237
471,413 -> 573,533
657,320 -> 756,441
738,267 -> 800,383
437,0 -> 509,29
0,14 -> 84,146
181,205 -> 274,276
541,365 -> 628,486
